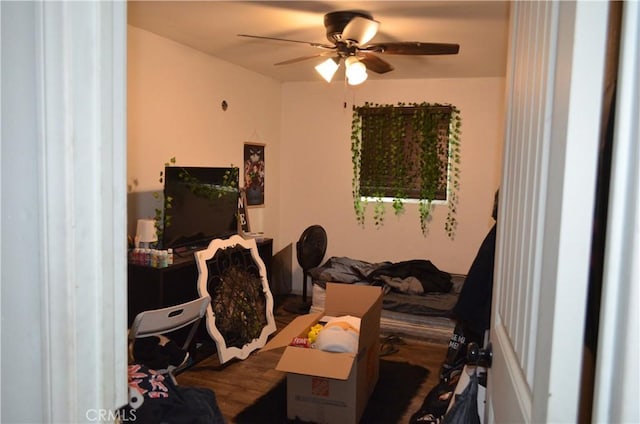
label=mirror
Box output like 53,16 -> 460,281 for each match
195,235 -> 276,364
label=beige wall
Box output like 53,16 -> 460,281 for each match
127,25 -> 505,293
127,26 -> 282,242
279,77 -> 504,286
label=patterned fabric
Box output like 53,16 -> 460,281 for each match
128,364 -> 169,401
122,363 -> 225,424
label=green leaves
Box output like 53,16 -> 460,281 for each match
445,106 -> 462,240
351,102 -> 462,239
153,158 -> 178,246
152,159 -> 239,247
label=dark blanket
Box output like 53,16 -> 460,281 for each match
308,256 -> 387,285
309,256 -> 453,294
368,260 -> 453,293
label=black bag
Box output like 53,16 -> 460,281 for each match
441,371 -> 481,424
132,336 -> 189,371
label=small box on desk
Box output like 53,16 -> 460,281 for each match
262,283 -> 383,424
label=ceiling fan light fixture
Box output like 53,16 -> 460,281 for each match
345,56 -> 368,85
239,10 -> 461,83
315,57 -> 340,83
342,16 -> 380,46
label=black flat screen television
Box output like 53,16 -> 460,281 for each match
162,166 -> 239,250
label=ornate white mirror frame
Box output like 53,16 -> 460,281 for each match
195,234 -> 276,364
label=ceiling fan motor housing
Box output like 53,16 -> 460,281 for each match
324,10 -> 373,44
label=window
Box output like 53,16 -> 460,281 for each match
358,105 -> 452,200
351,102 -> 461,236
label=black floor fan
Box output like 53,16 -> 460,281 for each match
285,225 -> 327,314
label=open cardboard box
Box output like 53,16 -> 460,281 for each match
262,283 -> 383,423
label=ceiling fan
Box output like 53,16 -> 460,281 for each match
238,10 -> 460,85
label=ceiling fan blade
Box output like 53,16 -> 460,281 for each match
238,34 -> 334,50
358,53 -> 394,74
342,16 -> 379,45
365,42 -> 460,55
275,53 -> 332,66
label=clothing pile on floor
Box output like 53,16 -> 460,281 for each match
409,322 -> 483,423
122,363 -> 225,424
410,195 -> 498,423
122,336 -> 224,424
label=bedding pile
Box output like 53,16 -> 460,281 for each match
309,257 -> 464,318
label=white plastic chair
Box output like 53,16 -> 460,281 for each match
128,295 -> 211,383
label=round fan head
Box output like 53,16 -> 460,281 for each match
296,225 -> 327,271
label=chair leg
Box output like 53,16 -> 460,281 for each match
167,370 -> 178,386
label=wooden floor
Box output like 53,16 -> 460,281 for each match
176,296 -> 449,423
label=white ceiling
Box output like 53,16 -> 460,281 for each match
127,1 -> 511,83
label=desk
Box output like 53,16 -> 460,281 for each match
127,238 -> 273,326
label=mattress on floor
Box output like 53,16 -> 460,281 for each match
310,275 -> 464,343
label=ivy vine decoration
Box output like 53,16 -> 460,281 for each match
445,110 -> 462,239
175,167 -> 238,201
152,158 -> 239,247
153,157 -> 177,245
350,117 -> 366,226
350,102 -> 462,239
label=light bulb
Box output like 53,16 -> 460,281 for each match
345,57 -> 368,85
315,58 -> 340,83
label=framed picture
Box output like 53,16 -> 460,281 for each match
243,143 -> 265,207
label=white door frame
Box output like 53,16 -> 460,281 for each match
488,1 -> 639,423
592,1 -> 640,422
488,1 -> 609,422
1,1 -> 128,422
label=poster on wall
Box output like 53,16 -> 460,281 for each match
243,143 -> 265,207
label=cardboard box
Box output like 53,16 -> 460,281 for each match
263,283 -> 383,423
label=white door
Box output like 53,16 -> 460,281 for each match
487,1 -> 610,422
